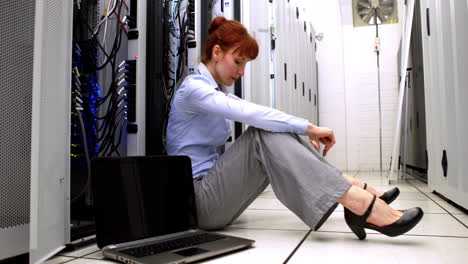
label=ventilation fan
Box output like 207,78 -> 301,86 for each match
352,0 -> 398,27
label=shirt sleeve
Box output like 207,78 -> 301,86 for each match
175,76 -> 309,135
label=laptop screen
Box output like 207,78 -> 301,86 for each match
91,156 -> 198,248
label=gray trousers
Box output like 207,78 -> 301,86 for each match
193,127 -> 351,231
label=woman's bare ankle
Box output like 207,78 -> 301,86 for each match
365,185 -> 384,197
342,173 -> 362,187
339,186 -> 374,216
341,173 -> 383,196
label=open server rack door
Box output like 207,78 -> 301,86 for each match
0,0 -> 38,259
1,0 -> 72,262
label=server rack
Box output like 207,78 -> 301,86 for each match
420,0 -> 468,209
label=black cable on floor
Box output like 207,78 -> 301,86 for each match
282,229 -> 312,264
283,171 -> 360,263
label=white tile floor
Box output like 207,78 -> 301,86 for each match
46,172 -> 468,264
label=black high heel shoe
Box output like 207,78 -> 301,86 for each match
344,195 -> 424,240
363,183 -> 400,204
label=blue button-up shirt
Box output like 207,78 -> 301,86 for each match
167,63 -> 309,178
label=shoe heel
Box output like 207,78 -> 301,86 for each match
344,195 -> 376,240
349,224 -> 367,240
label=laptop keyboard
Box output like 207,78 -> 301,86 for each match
119,233 -> 225,258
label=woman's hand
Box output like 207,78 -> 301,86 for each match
306,123 -> 336,157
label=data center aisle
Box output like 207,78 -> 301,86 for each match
45,171 -> 468,264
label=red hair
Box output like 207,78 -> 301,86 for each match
202,16 -> 259,63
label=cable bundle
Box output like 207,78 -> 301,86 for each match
161,0 -> 191,149
71,0 -> 129,203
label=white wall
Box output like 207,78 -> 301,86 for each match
304,0 -> 404,171
305,0 -> 348,170
340,0 -> 403,171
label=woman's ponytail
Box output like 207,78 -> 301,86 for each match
208,16 -> 227,35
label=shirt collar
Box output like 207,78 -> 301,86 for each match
197,63 -> 228,93
197,63 -> 219,89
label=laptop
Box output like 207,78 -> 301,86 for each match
91,155 -> 254,264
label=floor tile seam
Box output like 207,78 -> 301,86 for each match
81,256 -> 104,260
418,212 -> 466,215
82,250 -> 102,258
391,199 -> 437,201
57,251 -> 100,258
407,180 -> 468,229
56,254 -> 85,258
315,230 -> 468,239
336,212 -> 455,215
282,229 -> 312,264
247,208 -> 459,214
246,208 -> 289,211
60,258 -> 79,264
226,227 -> 310,232
247,209 -> 462,216
229,227 -> 468,239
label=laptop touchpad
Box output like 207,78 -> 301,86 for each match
174,247 -> 209,257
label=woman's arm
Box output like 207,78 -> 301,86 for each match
177,76 -> 336,156
177,78 -> 308,135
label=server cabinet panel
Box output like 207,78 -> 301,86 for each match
0,0 -> 37,259
29,0 -> 72,262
